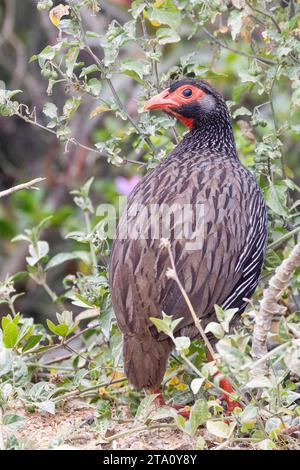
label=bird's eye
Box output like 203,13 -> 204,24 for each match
182,88 -> 192,97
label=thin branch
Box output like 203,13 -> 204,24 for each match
69,3 -> 157,154
201,27 -> 277,66
15,110 -> 144,166
245,0 -> 282,34
23,326 -> 96,361
0,177 -> 45,198
83,44 -> 156,154
267,225 -> 300,250
104,423 -> 177,443
161,239 -> 216,361
52,377 -> 127,403
242,340 -> 291,372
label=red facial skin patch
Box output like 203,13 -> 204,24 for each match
167,110 -> 194,129
144,85 -> 205,129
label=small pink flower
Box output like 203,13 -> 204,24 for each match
115,175 -> 142,196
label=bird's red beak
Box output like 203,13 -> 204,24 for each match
143,89 -> 178,111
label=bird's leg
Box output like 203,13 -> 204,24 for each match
212,373 -> 241,414
150,388 -> 190,418
206,349 -> 241,414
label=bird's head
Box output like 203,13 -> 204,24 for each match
144,78 -> 228,130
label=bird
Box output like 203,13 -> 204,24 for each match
109,78 -> 267,407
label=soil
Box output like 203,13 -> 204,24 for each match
11,399 -> 199,450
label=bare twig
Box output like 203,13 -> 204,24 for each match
245,0 -> 281,34
0,177 -> 45,198
201,27 -> 277,66
161,239 -> 216,360
69,3 -> 157,155
267,226 -> 300,250
251,243 -> 300,373
84,43 -> 157,154
15,110 -> 144,166
25,326 -> 98,361
105,423 -> 177,443
53,377 -> 127,403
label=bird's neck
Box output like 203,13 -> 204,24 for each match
182,114 -> 238,159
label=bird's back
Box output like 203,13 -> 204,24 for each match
109,141 -> 267,388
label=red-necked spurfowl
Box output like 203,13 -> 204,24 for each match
109,78 -> 267,399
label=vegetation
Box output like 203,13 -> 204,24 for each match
0,0 -> 300,450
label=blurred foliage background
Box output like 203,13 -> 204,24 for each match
0,0 -> 300,449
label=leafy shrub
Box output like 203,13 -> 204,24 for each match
0,0 -> 300,450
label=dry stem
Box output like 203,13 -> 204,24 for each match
161,239 -> 216,361
251,243 -> 300,373
0,178 -> 45,198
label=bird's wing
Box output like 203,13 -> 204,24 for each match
109,158 -> 266,340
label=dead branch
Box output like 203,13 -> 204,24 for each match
0,177 -> 45,198
251,243 -> 300,372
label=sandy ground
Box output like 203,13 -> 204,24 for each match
10,399 -> 199,450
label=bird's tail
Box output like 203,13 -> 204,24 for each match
123,332 -> 173,390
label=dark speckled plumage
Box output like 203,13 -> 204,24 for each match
109,79 -> 267,389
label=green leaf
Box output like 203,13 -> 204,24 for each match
150,408 -> 178,422
65,47 -> 79,78
46,319 -> 58,335
131,1 -> 146,19
239,71 -> 259,84
38,45 -> 55,66
190,399 -> 210,435
228,10 -> 245,40
45,251 -> 89,271
148,2 -> 181,31
86,30 -> 101,39
87,78 -> 102,97
3,413 -> 26,432
22,335 -> 43,353
26,241 -> 49,266
35,400 -> 55,415
120,60 -> 151,83
98,307 -> 113,340
174,336 -> 190,353
3,322 -> 19,349
240,404 -> 258,424
156,27 -> 180,45
214,306 -> 238,333
263,181 -> 288,217
207,420 -> 231,438
2,316 -> 11,330
232,106 -> 252,119
204,321 -> 224,339
82,177 -> 94,196
195,436 -> 206,450
54,323 -> 69,337
43,102 -> 58,119
79,64 -> 100,77
246,376 -> 273,389
191,378 -> 205,395
284,344 -> 300,375
175,413 -> 187,432
150,313 -> 182,336
150,316 -> 170,335
135,394 -> 159,420
63,96 -> 81,121
287,322 -> 300,338
257,439 -> 276,450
